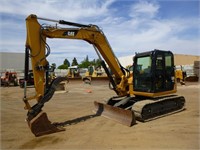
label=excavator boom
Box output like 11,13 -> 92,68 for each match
24,14 -> 134,136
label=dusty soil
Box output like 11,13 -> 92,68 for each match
1,82 -> 199,150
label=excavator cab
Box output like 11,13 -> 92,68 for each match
95,49 -> 185,123
133,50 -> 176,96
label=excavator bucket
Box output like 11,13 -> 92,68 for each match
94,101 -> 136,126
27,111 -> 65,137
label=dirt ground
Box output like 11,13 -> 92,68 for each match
1,81 -> 199,150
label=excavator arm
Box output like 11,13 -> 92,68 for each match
24,14 -> 134,136
25,14 -> 128,98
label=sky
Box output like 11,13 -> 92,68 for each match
0,0 -> 200,66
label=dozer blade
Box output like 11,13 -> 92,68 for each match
27,111 -> 65,137
82,76 -> 109,85
94,101 -> 136,126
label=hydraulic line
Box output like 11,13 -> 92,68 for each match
24,47 -> 30,99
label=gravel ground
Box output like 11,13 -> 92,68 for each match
1,82 -> 199,150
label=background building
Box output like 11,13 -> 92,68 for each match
0,52 -> 27,72
118,53 -> 200,67
174,54 -> 200,65
118,53 -> 200,78
1,52 -> 199,76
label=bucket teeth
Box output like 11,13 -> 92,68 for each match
27,111 -> 65,137
94,101 -> 136,126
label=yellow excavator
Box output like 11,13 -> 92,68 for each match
23,14 -> 185,137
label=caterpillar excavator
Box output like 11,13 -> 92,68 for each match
23,14 -> 185,137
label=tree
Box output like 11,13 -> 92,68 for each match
57,59 -> 70,69
91,59 -> 96,66
78,56 -> 102,68
78,60 -> 90,68
85,55 -> 89,62
57,65 -> 68,69
78,55 -> 90,68
71,57 -> 78,66
63,59 -> 70,67
95,58 -> 102,67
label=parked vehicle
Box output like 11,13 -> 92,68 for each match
19,71 -> 34,88
1,72 -> 18,86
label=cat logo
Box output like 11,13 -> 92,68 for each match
63,30 -> 78,36
67,31 -> 75,36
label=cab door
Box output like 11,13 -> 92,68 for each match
153,51 -> 175,92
